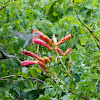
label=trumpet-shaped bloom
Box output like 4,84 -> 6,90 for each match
21,60 -> 48,73
56,48 -> 64,56
22,50 -> 45,64
44,35 -> 53,45
65,48 -> 72,56
22,50 -> 38,59
57,34 -> 71,46
21,60 -> 38,66
33,38 -> 53,50
33,29 -> 52,45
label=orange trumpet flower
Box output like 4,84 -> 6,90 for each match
33,29 -> 52,45
33,38 -> 53,50
21,60 -> 38,66
22,50 -> 45,64
56,47 -> 64,56
65,48 -> 72,56
57,34 -> 71,46
22,50 -> 38,59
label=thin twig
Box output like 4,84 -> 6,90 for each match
35,80 -> 40,94
73,1 -> 100,49
68,88 -> 91,100
0,75 -> 46,84
68,41 -> 72,48
37,44 -> 40,56
0,50 -> 20,60
0,3 -> 9,10
74,7 -> 99,42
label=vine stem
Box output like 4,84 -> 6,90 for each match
73,1 -> 100,49
0,75 -> 46,83
0,3 -> 9,10
55,50 -> 71,77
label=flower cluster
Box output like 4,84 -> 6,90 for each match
52,32 -> 72,56
21,29 -> 72,73
21,50 -> 52,73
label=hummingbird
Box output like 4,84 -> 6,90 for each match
11,30 -> 40,49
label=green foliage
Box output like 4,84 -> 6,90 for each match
0,0 -> 100,100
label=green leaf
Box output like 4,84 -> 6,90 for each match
34,66 -> 42,73
22,67 -> 29,74
73,73 -> 80,82
30,68 -> 38,78
89,73 -> 100,79
38,95 -> 51,100
22,67 -> 29,79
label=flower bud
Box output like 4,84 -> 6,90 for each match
44,57 -> 50,64
52,34 -> 57,45
49,56 -> 52,61
65,48 -> 72,56
21,60 -> 38,66
56,48 -> 64,56
70,70 -> 72,76
33,38 -> 53,50
57,34 -> 71,46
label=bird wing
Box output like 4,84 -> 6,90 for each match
11,30 -> 27,40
